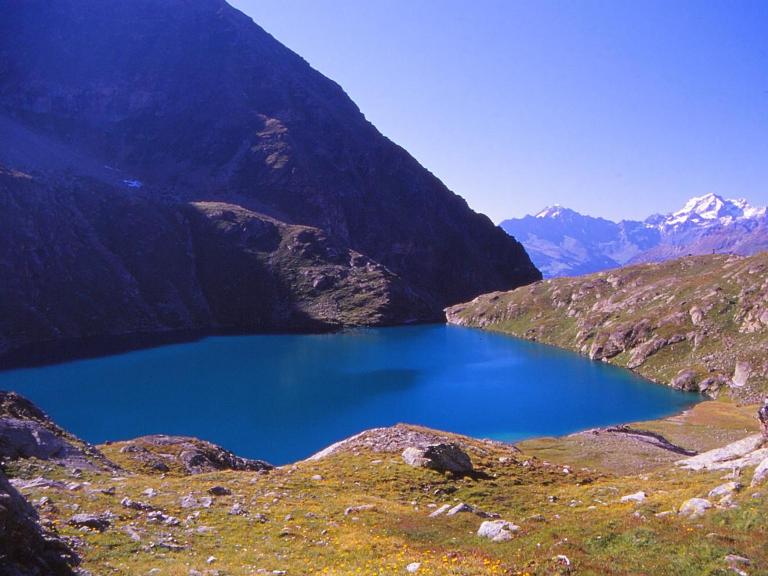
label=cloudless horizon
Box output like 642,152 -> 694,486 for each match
231,0 -> 767,223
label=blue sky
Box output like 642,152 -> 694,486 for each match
230,0 -> 767,222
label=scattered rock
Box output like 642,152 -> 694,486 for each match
428,504 -> 451,518
678,498 -> 712,518
406,562 -> 421,573
751,457 -> 768,487
620,491 -> 647,504
446,503 -> 474,516
208,486 -> 231,496
344,504 -> 376,516
401,443 -> 473,474
68,512 -> 112,531
708,482 -> 741,499
120,497 -> 155,511
477,520 -> 519,542
229,503 -> 246,516
111,435 -> 273,475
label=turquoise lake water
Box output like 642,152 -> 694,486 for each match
0,325 -> 699,464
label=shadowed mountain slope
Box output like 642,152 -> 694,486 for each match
0,0 -> 539,359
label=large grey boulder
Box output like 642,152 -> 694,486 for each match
401,443 -> 473,474
678,498 -> 712,518
477,520 -> 520,542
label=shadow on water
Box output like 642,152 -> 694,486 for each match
0,324 -> 700,464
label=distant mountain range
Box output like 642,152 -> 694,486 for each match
500,193 -> 768,277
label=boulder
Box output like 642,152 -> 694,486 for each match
477,520 -> 520,542
731,362 -> 751,389
401,443 -> 473,474
208,486 -> 232,496
708,482 -> 741,499
344,504 -> 376,516
671,370 -> 697,391
620,491 -> 647,504
751,457 -> 768,487
68,512 -> 112,532
428,504 -> 451,518
678,498 -> 712,518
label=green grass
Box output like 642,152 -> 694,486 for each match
7,402 -> 768,575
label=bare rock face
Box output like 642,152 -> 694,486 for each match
110,435 -> 272,475
0,468 -> 78,575
401,443 -> 473,475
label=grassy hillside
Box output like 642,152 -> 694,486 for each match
3,400 -> 766,576
446,253 -> 768,402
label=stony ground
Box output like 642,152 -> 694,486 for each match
3,398 -> 768,576
446,252 -> 768,402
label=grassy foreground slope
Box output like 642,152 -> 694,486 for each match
3,400 -> 766,576
446,252 -> 768,402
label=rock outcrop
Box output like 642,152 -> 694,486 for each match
0,468 -> 77,575
447,252 -> 768,401
401,443 -> 473,475
307,423 -> 517,462
102,435 -> 273,475
0,391 -> 117,471
0,0 -> 540,361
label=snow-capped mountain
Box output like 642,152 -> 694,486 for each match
660,193 -> 766,229
501,193 -> 768,278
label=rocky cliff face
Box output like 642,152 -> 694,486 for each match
446,252 -> 768,402
0,168 -> 432,359
0,0 -> 539,360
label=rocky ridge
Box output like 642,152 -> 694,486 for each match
446,252 -> 768,401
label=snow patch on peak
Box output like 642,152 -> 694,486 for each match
662,193 -> 765,228
535,205 -> 562,218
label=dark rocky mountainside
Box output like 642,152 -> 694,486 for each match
447,252 -> 768,402
0,0 -> 538,360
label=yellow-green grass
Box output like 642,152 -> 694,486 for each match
7,403 -> 768,576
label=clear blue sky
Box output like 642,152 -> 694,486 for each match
230,0 -> 767,222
